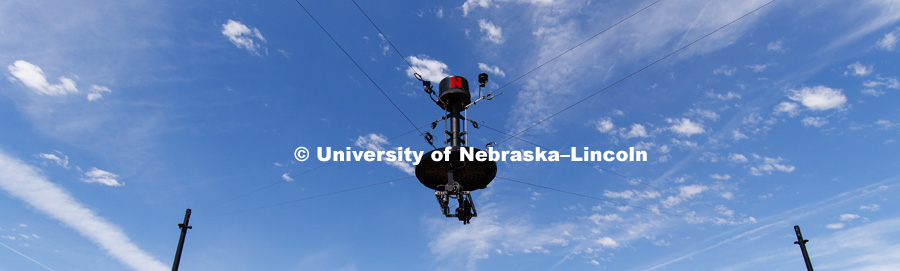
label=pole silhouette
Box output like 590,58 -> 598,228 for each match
172,209 -> 192,271
793,225 -> 814,271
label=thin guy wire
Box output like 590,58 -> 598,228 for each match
350,0 -> 420,75
480,123 -> 665,191
212,176 -> 414,217
480,0 -> 665,99
205,123 -> 428,209
497,0 -> 777,146
293,0 -> 423,137
497,176 -> 686,218
480,123 -> 719,210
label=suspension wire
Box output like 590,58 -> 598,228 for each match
202,0 -> 773,219
205,0 -> 447,210
477,0 -> 665,100
349,0 -> 420,75
205,123 -> 428,210
497,176 -> 686,218
480,123 -> 718,210
292,0 -> 424,137
211,176 -> 415,217
480,123 -> 662,191
496,0 -> 777,146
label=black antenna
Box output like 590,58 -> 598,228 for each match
793,225 -> 814,271
171,209 -> 192,271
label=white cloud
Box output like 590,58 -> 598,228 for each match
732,130 -> 748,141
715,205 -> 734,217
746,64 -> 768,72
662,184 -> 707,208
406,55 -> 450,82
861,88 -> 886,97
767,40 -> 784,52
709,174 -> 731,180
461,0 -> 555,16
596,237 -> 619,248
679,184 -> 707,198
700,152 -> 721,163
594,118 -> 614,133
789,86 -> 847,111
749,156 -> 795,176
671,138 -> 698,148
840,213 -> 860,222
426,203 -> 575,270
82,167 -> 124,187
478,19 -> 504,44
690,109 -> 719,121
503,0 -> 772,137
436,7 -> 444,18
277,49 -> 291,59
720,192 -> 735,200
87,85 -> 112,101
863,76 -> 900,89
623,124 -> 648,138
773,101 -> 800,117
709,91 -> 742,101
860,204 -> 880,211
37,151 -> 69,168
7,60 -> 78,96
477,63 -> 506,77
801,116 -> 828,128
221,20 -> 266,55
713,65 -> 737,76
728,153 -> 748,163
588,214 -> 623,224
461,0 -> 492,16
667,118 -> 705,137
875,120 -> 897,129
845,62 -> 873,77
281,173 -> 294,182
603,190 -> 660,200
876,27 -> 899,51
826,223 -> 845,229
0,150 -> 167,271
355,133 -> 414,175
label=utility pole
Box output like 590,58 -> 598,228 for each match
793,225 -> 814,271
172,209 -> 192,271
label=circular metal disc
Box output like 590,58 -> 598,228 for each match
415,147 -> 497,191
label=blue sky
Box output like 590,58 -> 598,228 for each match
1,0 -> 899,270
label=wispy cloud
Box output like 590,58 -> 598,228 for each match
355,133 -> 415,175
87,85 -> 112,101
0,150 -> 167,271
667,118 -> 705,137
788,86 -> 847,111
801,116 -> 828,128
623,123 -> 649,138
767,40 -> 784,52
713,65 -> 737,76
876,27 -> 899,51
749,155 -> 795,176
478,19 -> 504,44
221,19 -> 266,55
37,150 -> 69,168
82,167 -> 124,187
405,55 -> 450,82
7,60 -> 78,96
281,173 -> 294,182
845,62 -> 873,77
477,62 -> 506,77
